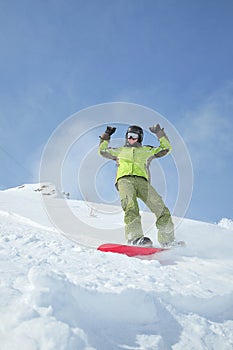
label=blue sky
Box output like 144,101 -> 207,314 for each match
0,0 -> 233,223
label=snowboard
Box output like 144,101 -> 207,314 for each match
97,243 -> 168,257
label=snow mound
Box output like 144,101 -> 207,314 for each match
3,183 -> 70,199
0,184 -> 233,349
218,218 -> 233,231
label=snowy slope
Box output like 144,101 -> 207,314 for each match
0,184 -> 233,350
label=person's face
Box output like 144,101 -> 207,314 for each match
127,132 -> 139,144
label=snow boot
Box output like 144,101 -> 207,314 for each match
161,240 -> 185,248
128,236 -> 153,247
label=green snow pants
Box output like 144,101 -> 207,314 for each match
117,176 -> 174,244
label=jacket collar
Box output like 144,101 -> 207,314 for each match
125,141 -> 142,147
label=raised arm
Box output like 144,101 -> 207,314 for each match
149,124 -> 172,157
98,126 -> 119,160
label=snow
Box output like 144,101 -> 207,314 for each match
218,218 -> 233,231
0,184 -> 233,350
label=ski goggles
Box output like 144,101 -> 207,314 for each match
127,132 -> 139,139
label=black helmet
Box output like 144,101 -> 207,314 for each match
125,125 -> 144,143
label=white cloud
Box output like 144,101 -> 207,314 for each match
180,83 -> 233,168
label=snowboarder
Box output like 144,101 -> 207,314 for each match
99,124 -> 175,247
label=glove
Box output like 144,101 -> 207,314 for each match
105,126 -> 116,136
100,126 -> 116,141
149,124 -> 168,140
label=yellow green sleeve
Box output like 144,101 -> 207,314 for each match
98,140 -> 120,158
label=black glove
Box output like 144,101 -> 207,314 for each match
149,124 -> 168,140
100,126 -> 116,141
105,126 -> 116,136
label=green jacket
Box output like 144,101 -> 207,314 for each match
98,136 -> 172,183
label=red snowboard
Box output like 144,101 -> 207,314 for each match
97,243 -> 167,257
